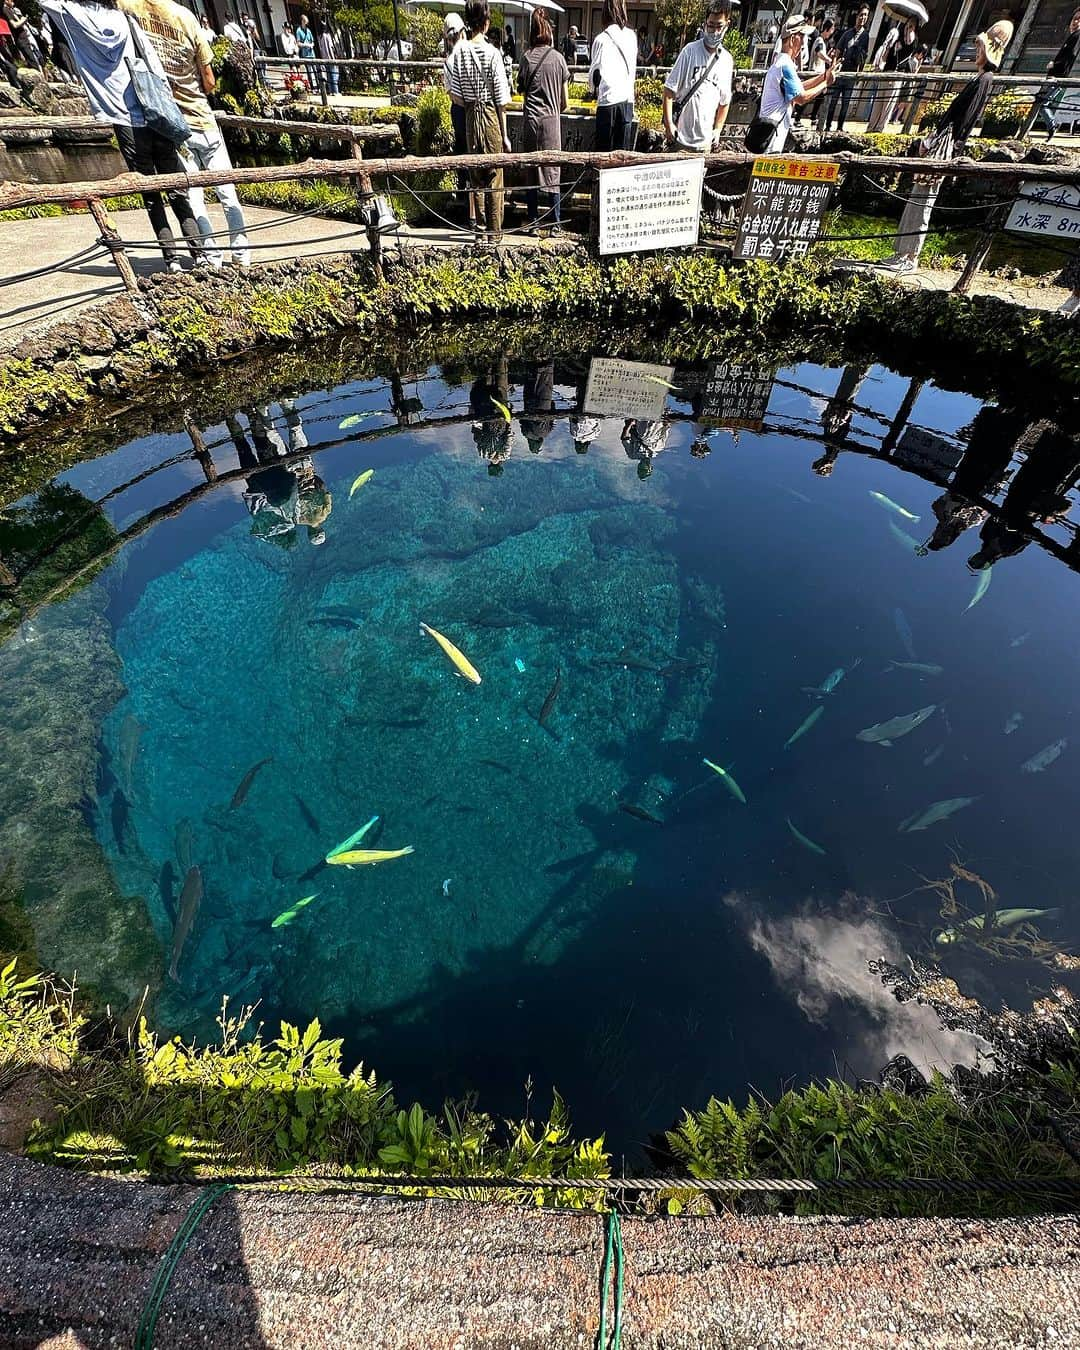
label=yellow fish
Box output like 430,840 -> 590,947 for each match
349,469 -> 374,499
490,398 -> 512,424
327,846 -> 415,866
419,622 -> 482,685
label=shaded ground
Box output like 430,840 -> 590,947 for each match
1,1155 -> 1077,1348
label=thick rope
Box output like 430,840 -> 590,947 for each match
134,1182 -> 234,1350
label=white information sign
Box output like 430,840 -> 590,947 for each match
583,357 -> 675,421
1006,181 -> 1080,240
598,158 -> 705,257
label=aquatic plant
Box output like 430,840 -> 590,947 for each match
3,964 -> 1076,1215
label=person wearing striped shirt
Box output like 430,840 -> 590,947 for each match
447,0 -> 511,243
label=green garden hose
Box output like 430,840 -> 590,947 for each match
596,1208 -> 624,1350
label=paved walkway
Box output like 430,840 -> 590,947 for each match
0,206 -> 537,343
1,1155 -> 1077,1348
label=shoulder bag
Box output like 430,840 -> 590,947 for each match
672,46 -> 722,124
124,15 -> 191,144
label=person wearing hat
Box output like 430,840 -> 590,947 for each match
561,23 -> 578,65
753,14 -> 834,153
880,20 -> 1012,274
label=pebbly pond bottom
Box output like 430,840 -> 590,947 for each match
3,339 -> 1080,1153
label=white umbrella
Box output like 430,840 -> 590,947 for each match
883,0 -> 929,24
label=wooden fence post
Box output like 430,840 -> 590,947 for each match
952,196 -> 1013,296
87,198 -> 139,294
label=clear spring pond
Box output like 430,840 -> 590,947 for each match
3,339 -> 1080,1153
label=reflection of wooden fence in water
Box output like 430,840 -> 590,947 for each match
1,144 -> 1079,296
6,391 -> 1079,620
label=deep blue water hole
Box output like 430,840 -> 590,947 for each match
4,343 -> 1080,1155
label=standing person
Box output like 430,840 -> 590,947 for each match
1058,252 -> 1080,316
489,26 -> 513,91
880,22 -> 1012,275
504,23 -> 515,60
199,12 -> 215,39
447,0 -> 511,244
751,14 -> 832,152
0,13 -> 22,85
1021,7 -> 1080,140
796,15 -> 833,124
866,18 -> 918,132
3,2 -> 43,67
519,7 -> 569,234
442,12 -> 470,220
40,0 -> 203,272
316,20 -> 338,95
589,0 -> 636,151
119,0 -> 250,267
294,10 -> 317,89
662,0 -> 733,152
560,23 -> 577,65
823,3 -> 869,131
277,16 -> 299,85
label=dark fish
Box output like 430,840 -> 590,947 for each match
229,757 -> 272,810
618,801 -> 664,825
159,860 -> 177,926
307,616 -> 362,632
538,668 -> 562,728
294,794 -> 320,834
479,758 -> 514,775
599,650 -> 662,673
169,865 -> 203,981
117,713 -> 144,796
174,818 -> 195,874
377,717 -> 426,729
110,789 -> 130,853
659,660 -> 705,678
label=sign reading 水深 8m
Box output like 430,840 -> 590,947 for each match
733,157 -> 839,261
1006,181 -> 1080,240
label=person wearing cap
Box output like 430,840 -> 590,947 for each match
755,15 -> 834,153
561,23 -> 578,65
662,0 -> 733,153
880,21 -> 1012,275
823,3 -> 869,132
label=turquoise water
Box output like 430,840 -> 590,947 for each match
3,344 -> 1080,1151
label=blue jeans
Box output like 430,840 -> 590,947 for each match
595,100 -> 633,151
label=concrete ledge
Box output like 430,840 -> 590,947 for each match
1,1155 -> 1077,1348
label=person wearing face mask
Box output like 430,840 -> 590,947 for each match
662,0 -> 733,152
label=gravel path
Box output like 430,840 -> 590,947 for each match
2,1155 -> 1078,1348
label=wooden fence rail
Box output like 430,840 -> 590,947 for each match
2,147 -> 1079,214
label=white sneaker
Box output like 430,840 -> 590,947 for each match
167,259 -> 183,274
1059,294 -> 1080,316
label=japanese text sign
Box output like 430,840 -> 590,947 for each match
733,157 -> 838,262
584,357 -> 675,420
598,158 -> 705,257
1006,182 -> 1080,240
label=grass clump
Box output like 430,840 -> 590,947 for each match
2,966 -> 608,1205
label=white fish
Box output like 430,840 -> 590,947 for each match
898,796 -> 978,833
888,521 -> 921,553
922,743 -> 946,767
1010,632 -> 1031,648
1004,712 -> 1023,736
869,490 -> 920,522
856,705 -> 937,748
965,566 -> 992,612
442,878 -> 452,897
1021,739 -> 1067,774
884,661 -> 943,676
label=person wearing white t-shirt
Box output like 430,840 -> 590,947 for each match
589,0 -> 636,150
662,0 -> 733,151
758,14 -> 832,152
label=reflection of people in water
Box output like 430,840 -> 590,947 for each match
621,417 -> 670,479
229,404 -> 331,548
968,421 -> 1080,568
923,403 -> 1025,553
813,363 -> 868,476
568,360 -> 603,454
470,358 -> 512,475
390,370 -> 424,427
519,359 -> 556,453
